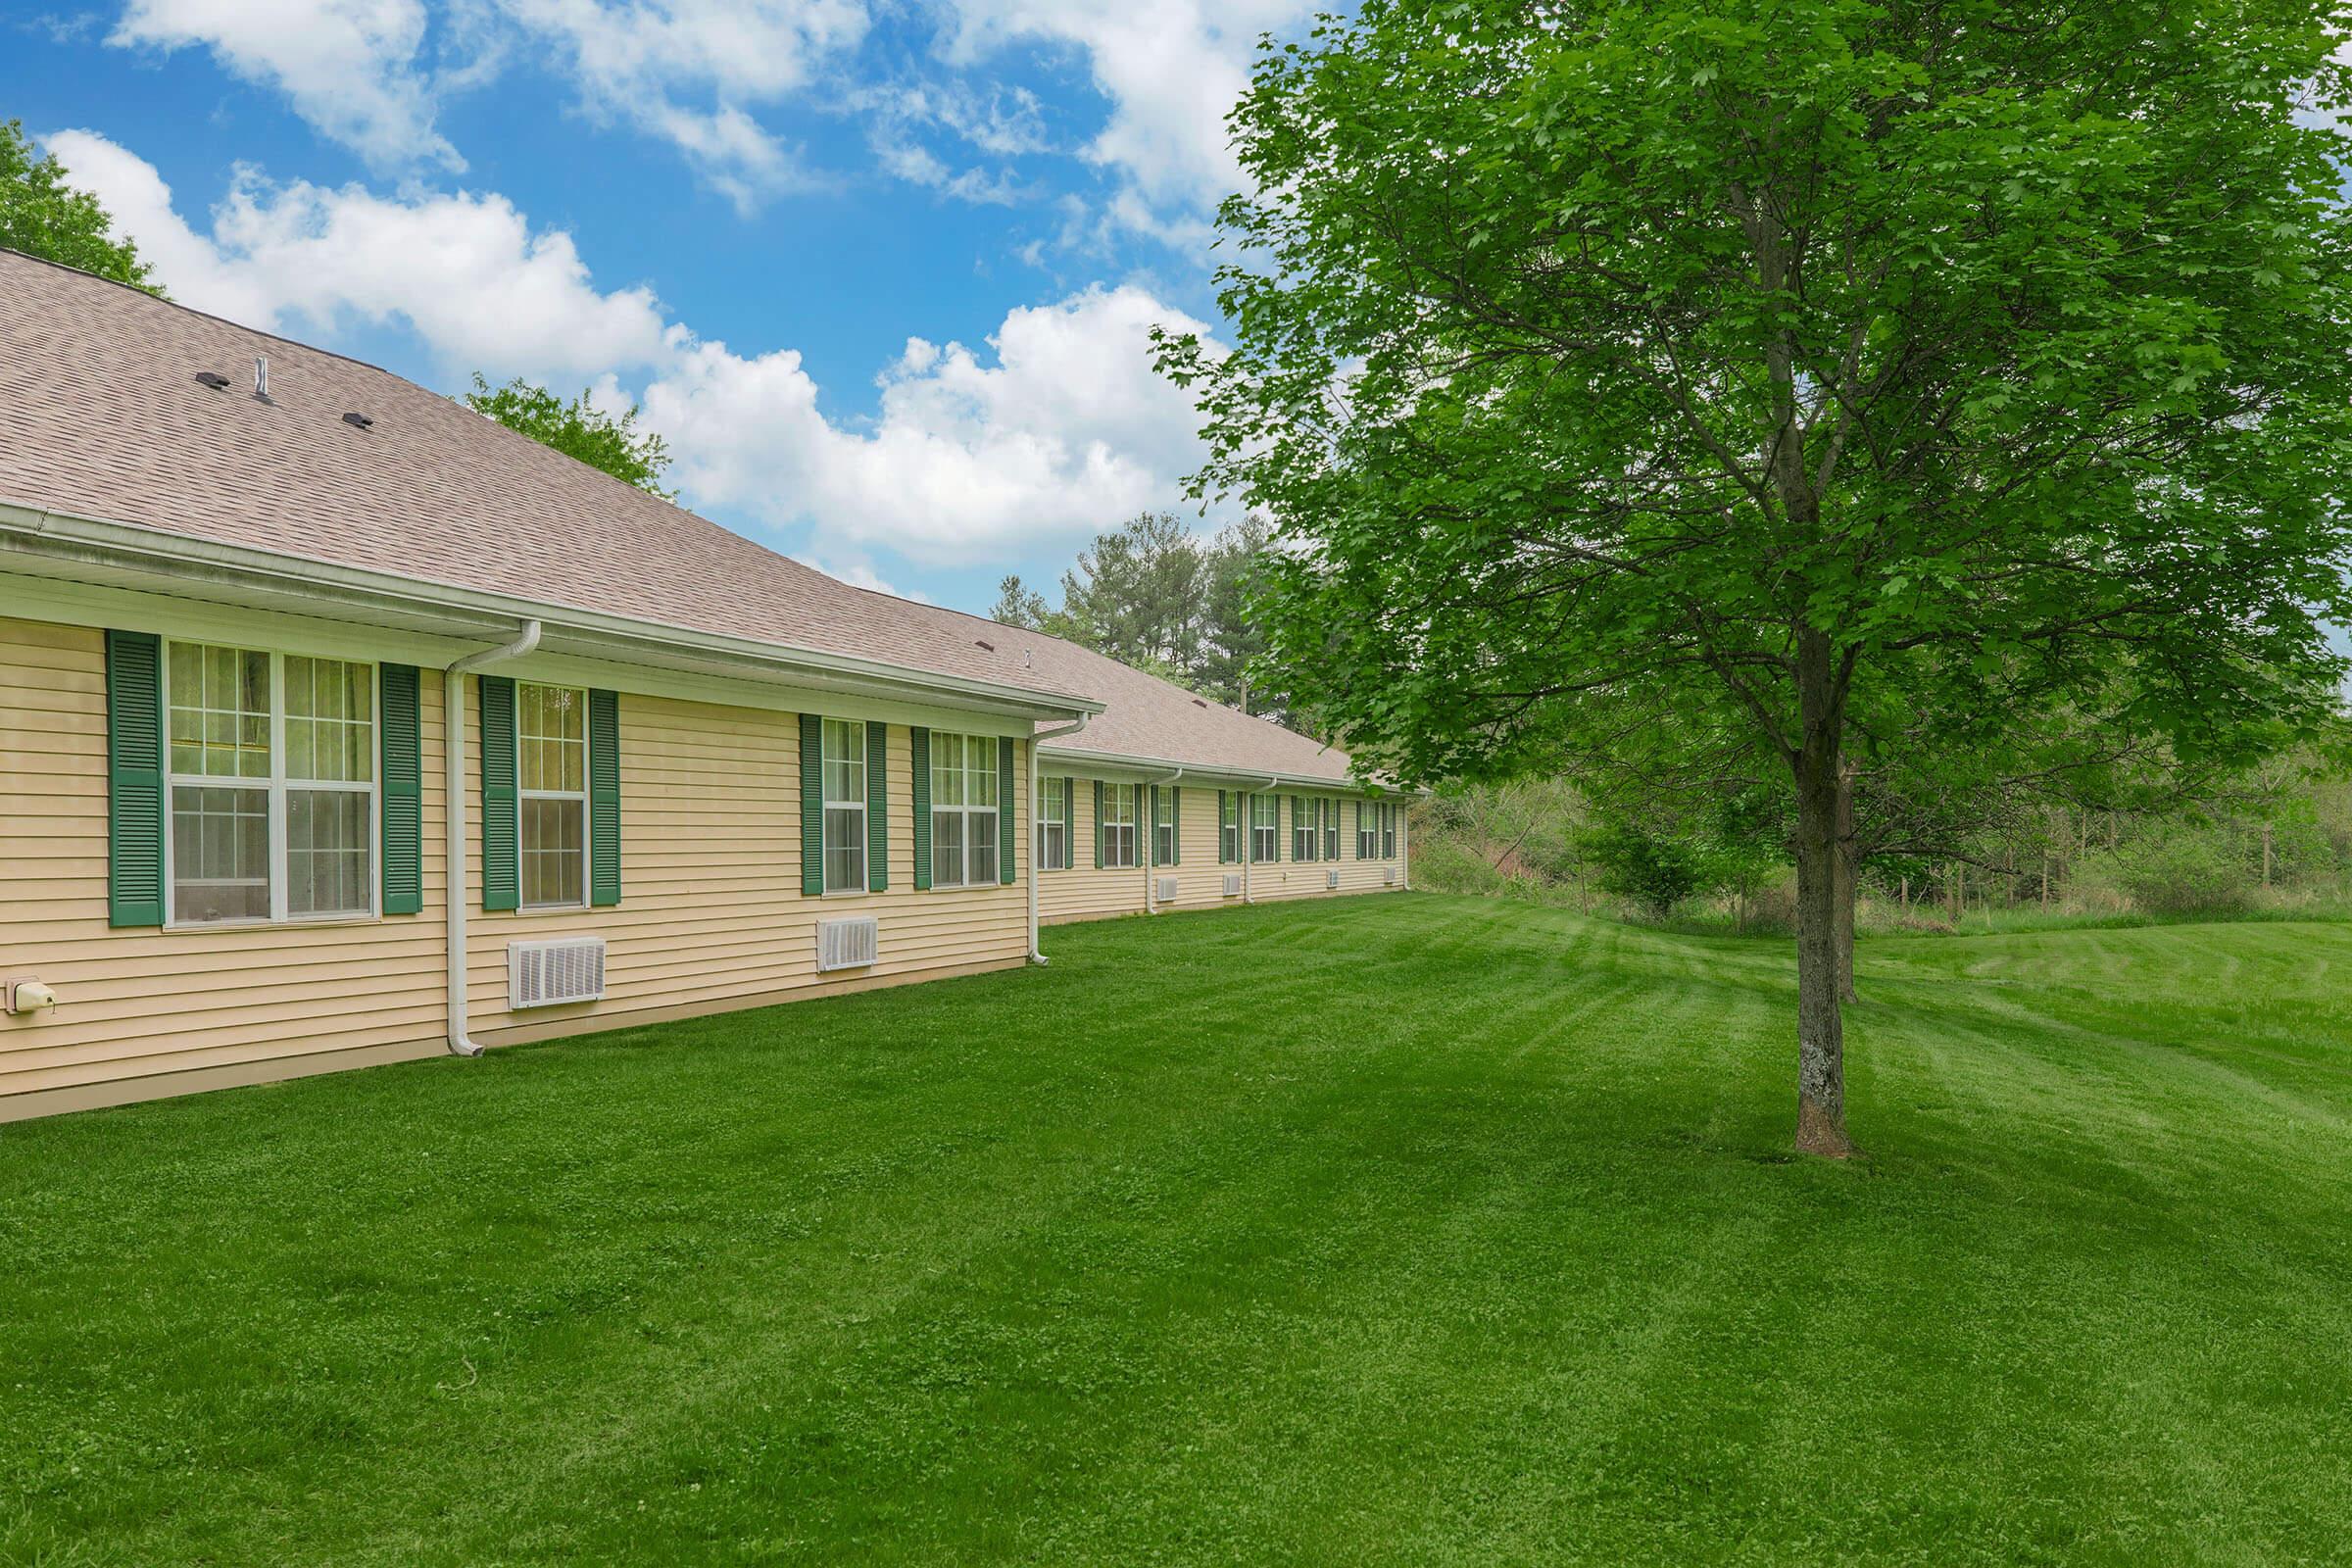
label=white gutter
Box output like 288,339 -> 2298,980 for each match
1034,741 -> 1358,794
0,500 -> 1100,721
443,619 -> 542,1055
1244,775 -> 1278,905
1142,765 -> 1187,914
1027,712 -> 1090,964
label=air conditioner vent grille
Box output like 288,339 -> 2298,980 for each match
1326,869 -> 1342,891
1222,873 -> 1242,898
818,916 -> 880,972
1156,875 -> 1180,903
509,937 -> 606,1008
1384,866 -> 1399,886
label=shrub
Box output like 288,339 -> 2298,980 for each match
2082,832 -> 2252,915
1584,825 -> 1705,918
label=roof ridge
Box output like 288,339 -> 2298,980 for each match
0,245 -> 426,381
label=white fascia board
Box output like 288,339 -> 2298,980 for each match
0,499 -> 1102,723
1037,744 -> 1364,792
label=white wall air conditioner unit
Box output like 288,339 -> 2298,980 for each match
509,937 -> 606,1008
1326,869 -> 1342,891
1156,875 -> 1181,904
1384,866 -> 1398,887
817,915 -> 880,972
1222,873 -> 1243,898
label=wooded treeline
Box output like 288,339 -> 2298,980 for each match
991,512 -> 1287,719
1418,765 -> 2352,931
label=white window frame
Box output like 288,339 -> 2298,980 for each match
1357,800 -> 1380,859
1036,775 -> 1070,872
517,682 -> 590,912
1322,797 -> 1341,861
1220,792 -> 1239,862
1293,794 -> 1318,862
821,716 -> 868,895
1153,786 -> 1178,865
1382,802 -> 1398,859
162,640 -> 380,929
1250,793 -> 1279,863
930,731 -> 1001,889
1102,782 -> 1140,869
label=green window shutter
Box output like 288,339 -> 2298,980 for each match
866,721 -> 890,892
379,663 -> 423,914
998,739 -> 1016,884
1094,780 -> 1105,868
588,688 -> 620,906
1170,785 -> 1182,866
800,713 -> 824,897
479,675 -> 519,912
105,630 -> 166,927
1354,798 -> 1364,860
911,726 -> 932,891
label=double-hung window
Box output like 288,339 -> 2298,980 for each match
1292,794 -> 1318,861
930,732 -> 1000,887
1036,776 -> 1070,871
1357,801 -> 1380,859
518,684 -> 587,909
166,642 -> 374,925
1250,794 -> 1279,862
1322,798 -> 1341,861
1219,793 -> 1239,862
1153,787 -> 1178,865
1383,802 -> 1398,858
821,717 -> 867,893
1102,783 -> 1140,868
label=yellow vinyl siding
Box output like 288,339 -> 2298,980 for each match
1037,778 -> 1403,925
0,618 -> 1033,1116
1038,776 -> 1151,924
0,609 -> 1396,1119
0,617 -> 451,1101
462,694 -> 1029,1039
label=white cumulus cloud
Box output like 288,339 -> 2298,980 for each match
45,129 -> 677,377
500,0 -> 869,209
109,0 -> 463,172
42,129 -> 1220,570
942,0 -> 1308,229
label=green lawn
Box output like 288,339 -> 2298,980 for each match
6,896 -> 2352,1565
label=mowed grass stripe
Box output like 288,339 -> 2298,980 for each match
4,895 -> 2352,1564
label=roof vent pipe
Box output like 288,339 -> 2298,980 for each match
254,356 -> 270,401
444,619 -> 543,1055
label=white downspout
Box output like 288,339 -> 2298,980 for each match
1028,714 -> 1090,964
1244,775 -> 1277,904
443,619 -> 542,1055
1143,765 -> 1186,913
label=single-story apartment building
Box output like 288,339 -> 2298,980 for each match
0,249 -> 1407,1122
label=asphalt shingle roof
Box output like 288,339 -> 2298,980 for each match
0,249 -> 1358,784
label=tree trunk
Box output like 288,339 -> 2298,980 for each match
1834,762 -> 1859,1004
1792,630 -> 1854,1158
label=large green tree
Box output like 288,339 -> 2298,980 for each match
1161,0 -> 2352,1154
0,121 -> 160,294
994,512 -> 1283,714
462,375 -> 674,498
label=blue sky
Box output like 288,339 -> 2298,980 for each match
3,0 -> 1312,611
